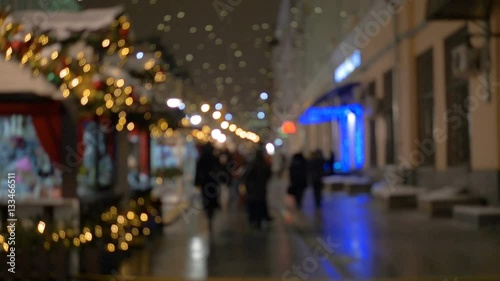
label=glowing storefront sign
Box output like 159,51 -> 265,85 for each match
334,50 -> 361,83
299,104 -> 365,172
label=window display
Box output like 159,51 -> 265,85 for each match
127,131 -> 150,191
149,135 -> 197,201
77,120 -> 113,191
0,115 -> 62,198
150,137 -> 183,178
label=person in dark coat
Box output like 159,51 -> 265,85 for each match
309,150 -> 326,209
328,151 -> 336,175
229,149 -> 247,209
195,143 -> 221,232
288,153 -> 308,209
244,148 -> 272,229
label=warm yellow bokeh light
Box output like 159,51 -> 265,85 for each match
201,104 -> 210,112
212,111 -> 222,120
127,122 -> 135,131
107,243 -> 115,252
37,221 -> 46,234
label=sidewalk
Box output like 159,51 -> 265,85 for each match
295,188 -> 500,280
113,177 -> 500,280
116,177 -> 337,280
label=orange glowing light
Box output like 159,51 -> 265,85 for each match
282,121 -> 297,134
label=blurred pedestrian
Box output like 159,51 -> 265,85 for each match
195,143 -> 221,232
229,149 -> 247,209
309,150 -> 326,209
328,151 -> 336,175
243,148 -> 272,229
218,147 -> 233,210
279,153 -> 288,178
288,152 -> 308,209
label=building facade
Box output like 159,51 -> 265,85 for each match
273,0 -> 500,204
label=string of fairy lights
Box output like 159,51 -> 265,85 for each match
184,101 -> 261,144
0,9 -> 174,135
0,8 -> 265,145
0,10 -> 172,253
0,198 -> 162,253
0,8 -> 265,251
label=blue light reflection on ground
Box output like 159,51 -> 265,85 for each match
311,193 -> 374,278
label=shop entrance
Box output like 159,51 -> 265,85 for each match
445,26 -> 471,167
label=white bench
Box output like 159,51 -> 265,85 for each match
322,175 -> 373,194
453,206 -> 500,228
373,186 -> 423,209
419,194 -> 484,217
322,175 -> 349,191
344,177 -> 373,195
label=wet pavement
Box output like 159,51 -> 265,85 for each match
117,177 -> 500,280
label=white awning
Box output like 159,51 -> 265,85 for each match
0,6 -> 125,99
8,6 -> 125,41
0,59 -> 61,100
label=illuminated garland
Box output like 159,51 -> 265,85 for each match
0,198 -> 163,253
0,10 -> 265,141
0,10 -> 170,127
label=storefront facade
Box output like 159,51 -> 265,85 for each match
273,0 -> 500,204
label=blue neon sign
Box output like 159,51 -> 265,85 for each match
298,104 -> 363,124
298,104 -> 365,172
334,50 -> 361,83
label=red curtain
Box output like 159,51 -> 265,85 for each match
139,129 -> 150,174
0,101 -> 62,164
32,114 -> 62,164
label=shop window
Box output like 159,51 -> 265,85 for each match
368,81 -> 377,167
77,119 -> 114,191
150,136 -> 184,180
384,70 -> 395,164
0,115 -> 62,198
128,130 -> 151,191
445,27 -> 471,167
416,48 -> 435,166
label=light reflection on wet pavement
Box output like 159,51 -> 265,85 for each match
118,177 -> 500,280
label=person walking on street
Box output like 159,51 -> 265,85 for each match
243,148 -> 272,229
328,151 -> 336,175
229,149 -> 246,209
309,150 -> 326,209
288,153 -> 308,209
195,143 -> 221,232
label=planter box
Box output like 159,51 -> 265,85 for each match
0,246 -> 71,280
419,195 -> 485,217
373,186 -> 423,209
79,242 -> 130,275
346,183 -> 372,195
454,206 -> 500,228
